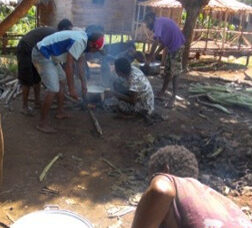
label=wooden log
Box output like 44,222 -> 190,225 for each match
0,88 -> 11,100
0,75 -> 15,85
5,81 -> 18,105
88,108 -> 103,136
13,84 -> 21,99
5,79 -> 18,86
0,114 -> 4,185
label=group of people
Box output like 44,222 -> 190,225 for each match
18,19 -> 106,133
16,13 -> 252,228
17,11 -> 186,133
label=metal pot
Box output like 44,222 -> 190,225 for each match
11,207 -> 93,228
139,61 -> 161,75
86,85 -> 106,103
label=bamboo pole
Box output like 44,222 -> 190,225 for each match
221,11 -> 228,54
131,0 -> 137,36
204,10 -> 212,50
160,8 -> 163,17
238,13 -> 243,50
0,114 -> 4,185
134,4 -> 141,40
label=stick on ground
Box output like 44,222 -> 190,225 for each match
88,108 -> 103,136
0,114 -> 4,185
39,153 -> 63,182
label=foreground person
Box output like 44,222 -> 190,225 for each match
144,12 -> 185,107
105,58 -> 154,116
32,29 -> 104,133
132,145 -> 252,228
17,19 -> 73,116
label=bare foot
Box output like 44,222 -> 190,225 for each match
55,112 -> 71,120
21,107 -> 35,117
36,124 -> 57,134
165,97 -> 175,109
156,90 -> 165,98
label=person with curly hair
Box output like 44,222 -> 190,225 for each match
132,145 -> 252,228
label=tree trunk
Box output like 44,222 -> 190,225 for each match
0,0 -> 39,37
0,114 -> 4,185
182,6 -> 201,69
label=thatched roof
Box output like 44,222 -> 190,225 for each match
139,0 -> 181,8
205,0 -> 252,12
138,0 -> 252,12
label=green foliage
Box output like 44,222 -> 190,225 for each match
0,5 -> 36,47
0,55 -> 18,75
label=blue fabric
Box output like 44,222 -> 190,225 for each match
39,38 -> 75,59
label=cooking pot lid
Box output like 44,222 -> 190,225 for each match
11,209 -> 93,228
87,85 -> 106,93
139,61 -> 161,67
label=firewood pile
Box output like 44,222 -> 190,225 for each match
0,75 -> 21,105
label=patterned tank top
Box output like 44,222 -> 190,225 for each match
155,173 -> 252,228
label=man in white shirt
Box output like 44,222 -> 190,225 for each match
32,30 -> 104,133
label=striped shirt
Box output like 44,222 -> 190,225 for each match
37,30 -> 88,63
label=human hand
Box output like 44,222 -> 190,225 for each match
145,54 -> 153,65
104,89 -> 114,98
81,84 -> 87,96
69,89 -> 79,100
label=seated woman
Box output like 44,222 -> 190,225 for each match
105,58 -> 154,117
132,145 -> 252,228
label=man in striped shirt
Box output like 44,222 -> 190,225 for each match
32,29 -> 104,133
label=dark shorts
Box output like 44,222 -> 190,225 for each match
17,40 -> 41,86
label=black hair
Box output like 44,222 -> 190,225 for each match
115,58 -> 131,76
88,32 -> 104,42
57,18 -> 73,31
86,25 -> 104,36
144,12 -> 156,22
149,145 -> 199,179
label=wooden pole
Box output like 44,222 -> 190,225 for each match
0,114 -> 4,185
134,4 -> 141,40
238,13 -> 244,50
160,8 -> 163,17
238,14 -> 243,50
204,10 -> 212,50
131,0 -> 137,37
221,11 -> 228,53
0,0 -> 39,37
88,109 -> 103,136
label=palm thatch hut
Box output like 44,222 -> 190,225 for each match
134,0 -> 252,62
37,0 -> 137,35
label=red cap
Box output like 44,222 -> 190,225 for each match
90,36 -> 105,50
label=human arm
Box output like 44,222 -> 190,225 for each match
105,90 -> 138,105
146,39 -> 159,64
65,53 -> 78,99
131,175 -> 176,228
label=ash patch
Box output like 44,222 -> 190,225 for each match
152,134 -> 251,192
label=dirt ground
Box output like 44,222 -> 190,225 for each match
0,65 -> 252,227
